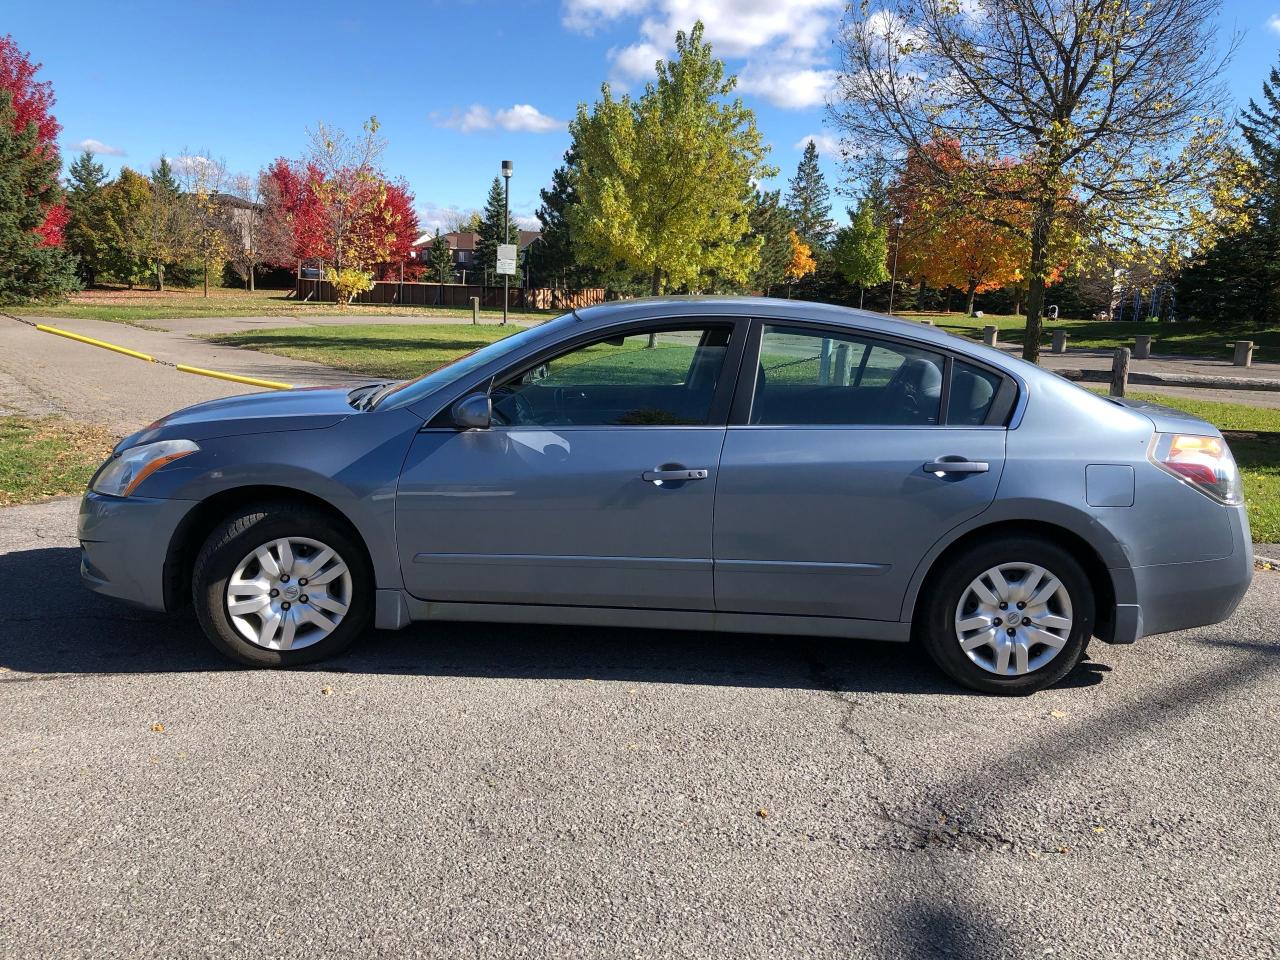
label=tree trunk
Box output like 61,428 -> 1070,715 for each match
650,264 -> 662,296
917,279 -> 926,311
248,265 -> 255,292
965,279 -> 979,317
203,260 -> 209,298
944,287 -> 952,314
157,262 -> 164,293
1022,202 -> 1054,364
859,286 -> 865,309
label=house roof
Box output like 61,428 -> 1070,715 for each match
411,229 -> 541,251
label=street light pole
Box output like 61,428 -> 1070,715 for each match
501,159 -> 513,326
888,216 -> 904,315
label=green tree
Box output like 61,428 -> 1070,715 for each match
476,175 -> 519,282
100,168 -> 154,287
0,92 -> 77,302
748,189 -> 793,295
832,202 -> 890,307
146,156 -> 188,290
786,140 -> 834,250
64,149 -> 110,287
569,21 -> 774,295
1180,59 -> 1280,323
536,147 -> 596,289
428,227 -> 454,282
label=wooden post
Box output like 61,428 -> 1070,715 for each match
470,296 -> 480,325
1110,347 -> 1130,397
1233,341 -> 1254,367
982,325 -> 998,347
833,343 -> 852,386
1051,330 -> 1069,354
1134,334 -> 1152,359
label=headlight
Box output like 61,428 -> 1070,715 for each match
91,439 -> 200,497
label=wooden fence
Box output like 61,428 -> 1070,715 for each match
294,279 -> 607,311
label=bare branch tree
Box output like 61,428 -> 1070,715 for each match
829,0 -> 1236,360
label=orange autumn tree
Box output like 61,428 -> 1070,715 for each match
784,228 -> 816,294
891,139 -> 1070,315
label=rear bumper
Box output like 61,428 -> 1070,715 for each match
1114,505 -> 1253,643
78,492 -> 197,612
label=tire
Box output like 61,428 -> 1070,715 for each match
918,536 -> 1095,695
192,502 -> 372,667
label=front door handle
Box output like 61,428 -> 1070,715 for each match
924,458 -> 989,475
642,468 -> 709,483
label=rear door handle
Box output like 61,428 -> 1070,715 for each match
642,468 -> 709,483
924,458 -> 989,475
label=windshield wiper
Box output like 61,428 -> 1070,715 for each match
347,382 -> 391,411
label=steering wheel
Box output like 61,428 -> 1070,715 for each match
490,384 -> 537,426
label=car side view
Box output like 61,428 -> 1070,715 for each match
79,298 -> 1253,693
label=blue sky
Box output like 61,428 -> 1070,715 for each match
7,0 -> 1280,236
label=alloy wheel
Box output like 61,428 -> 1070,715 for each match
225,536 -> 353,651
953,562 -> 1074,676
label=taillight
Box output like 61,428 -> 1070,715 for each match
1149,433 -> 1243,504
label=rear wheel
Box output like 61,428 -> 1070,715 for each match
919,537 -> 1094,694
192,503 -> 372,667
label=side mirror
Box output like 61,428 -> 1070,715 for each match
451,393 -> 492,429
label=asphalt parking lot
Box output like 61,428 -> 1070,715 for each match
2,496 -> 1279,959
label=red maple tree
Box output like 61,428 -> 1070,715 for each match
0,35 -> 66,247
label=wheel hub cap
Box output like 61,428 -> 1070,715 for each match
954,562 -> 1073,677
226,536 -> 352,651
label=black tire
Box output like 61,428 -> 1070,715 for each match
918,536 -> 1095,695
192,502 -> 372,667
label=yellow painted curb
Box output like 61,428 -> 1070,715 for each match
173,364 -> 295,391
36,324 -> 157,362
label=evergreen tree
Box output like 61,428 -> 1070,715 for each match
151,155 -> 180,197
785,140 -> 833,250
65,149 -> 110,287
147,155 -> 188,289
0,92 -> 78,302
832,202 -> 890,307
536,147 -> 596,289
748,189 -> 793,296
476,175 -> 519,281
1178,58 -> 1280,323
428,227 -> 454,282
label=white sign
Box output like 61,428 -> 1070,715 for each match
497,243 -> 517,261
496,260 -> 517,276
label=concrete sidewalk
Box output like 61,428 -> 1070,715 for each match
0,316 -> 362,434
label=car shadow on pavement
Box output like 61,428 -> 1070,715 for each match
1,546 -> 1106,695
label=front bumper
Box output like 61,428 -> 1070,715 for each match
1114,503 -> 1253,643
78,492 -> 198,611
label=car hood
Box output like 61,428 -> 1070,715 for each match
116,385 -> 358,450
1105,396 -> 1222,438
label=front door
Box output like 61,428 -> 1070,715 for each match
713,322 -> 1008,622
396,321 -> 743,610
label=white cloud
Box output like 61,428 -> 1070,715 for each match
794,133 -> 841,155
738,64 -> 838,109
71,138 -> 125,156
494,104 -> 566,133
436,104 -> 566,134
610,41 -> 666,82
570,0 -> 844,110
563,0 -> 649,32
1269,14 -> 1280,33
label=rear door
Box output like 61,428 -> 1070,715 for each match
713,321 -> 1010,622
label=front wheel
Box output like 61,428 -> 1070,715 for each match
919,537 -> 1094,695
192,503 -> 372,667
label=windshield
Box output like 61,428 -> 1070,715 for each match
373,314 -> 576,410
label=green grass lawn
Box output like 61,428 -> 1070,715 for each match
10,287 -> 551,326
209,322 -> 1280,543
906,312 -> 1279,364
206,323 -> 523,380
0,416 -> 117,506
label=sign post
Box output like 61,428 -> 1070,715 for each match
501,160 -> 513,325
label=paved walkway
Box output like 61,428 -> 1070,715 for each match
0,316 -> 361,434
